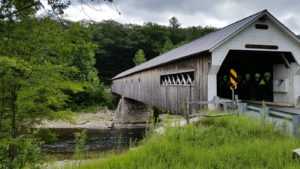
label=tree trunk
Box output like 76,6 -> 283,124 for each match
0,84 -> 6,131
9,84 -> 18,162
11,85 -> 17,139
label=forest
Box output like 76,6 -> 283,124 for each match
90,18 -> 217,85
0,0 -> 217,168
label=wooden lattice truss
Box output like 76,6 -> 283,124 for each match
161,71 -> 194,85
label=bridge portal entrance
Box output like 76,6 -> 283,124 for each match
217,50 -> 295,102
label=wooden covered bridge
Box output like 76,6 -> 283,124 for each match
111,10 -> 300,123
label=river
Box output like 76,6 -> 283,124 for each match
42,127 -> 146,160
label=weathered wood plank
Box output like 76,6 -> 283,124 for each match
189,113 -> 232,118
189,101 -> 214,104
111,53 -> 212,114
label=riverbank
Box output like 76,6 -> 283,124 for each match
39,108 -> 114,129
38,107 -> 152,160
37,107 -> 150,130
38,107 -> 184,130
42,110 -> 185,167
44,114 -> 185,168
60,114 -> 300,169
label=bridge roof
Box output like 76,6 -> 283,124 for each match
112,10 -> 269,80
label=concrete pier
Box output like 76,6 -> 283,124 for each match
114,97 -> 151,124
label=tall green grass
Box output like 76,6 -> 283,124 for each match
64,114 -> 300,169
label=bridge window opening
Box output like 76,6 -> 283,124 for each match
245,44 -> 278,50
161,71 -> 194,86
255,24 -> 269,29
217,50 -> 295,102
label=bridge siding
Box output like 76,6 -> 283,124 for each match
111,53 -> 211,114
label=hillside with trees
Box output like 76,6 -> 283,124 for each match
0,1 -> 217,168
89,20 -> 216,84
2,1 -> 300,169
0,0 -> 109,168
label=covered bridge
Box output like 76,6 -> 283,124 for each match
111,9 -> 300,115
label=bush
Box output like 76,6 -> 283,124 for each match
68,85 -> 114,112
152,107 -> 167,123
73,130 -> 88,160
0,137 -> 45,169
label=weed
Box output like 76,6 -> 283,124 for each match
73,130 -> 88,160
63,113 -> 300,169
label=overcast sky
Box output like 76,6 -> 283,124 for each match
41,0 -> 300,34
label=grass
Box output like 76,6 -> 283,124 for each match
63,113 -> 300,169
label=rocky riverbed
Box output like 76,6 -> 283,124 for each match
41,109 -> 184,168
37,108 -> 150,160
37,108 -> 183,160
38,108 -> 148,130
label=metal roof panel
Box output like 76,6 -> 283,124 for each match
112,10 -> 267,80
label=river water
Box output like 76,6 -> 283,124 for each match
42,127 -> 146,159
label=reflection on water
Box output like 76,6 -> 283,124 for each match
42,127 -> 146,159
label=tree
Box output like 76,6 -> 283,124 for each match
168,17 -> 185,44
0,0 -> 113,21
161,38 -> 175,54
62,21 -> 98,83
91,21 -> 167,84
169,16 -> 181,29
133,49 -> 147,66
0,17 -> 93,168
91,20 -> 134,84
90,20 -> 216,84
0,0 -> 114,168
0,8 -> 106,169
184,26 -> 217,41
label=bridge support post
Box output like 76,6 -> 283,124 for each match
113,97 -> 151,124
292,115 -> 300,137
213,96 -> 220,110
259,107 -> 269,124
238,103 -> 247,115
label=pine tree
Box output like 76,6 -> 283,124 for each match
161,38 -> 175,54
133,49 -> 147,66
169,17 -> 181,29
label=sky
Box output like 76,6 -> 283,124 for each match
40,0 -> 300,34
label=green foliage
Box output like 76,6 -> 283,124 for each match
160,38 -> 175,54
90,21 -> 216,84
0,136 -> 45,169
140,111 -> 156,146
133,49 -> 147,66
117,134 -> 123,153
63,21 -> 98,83
0,0 -> 113,21
0,16 -> 89,168
0,10 -> 103,169
34,129 -> 58,144
64,115 -> 300,169
73,130 -> 88,160
0,0 -> 112,168
152,107 -> 166,122
69,85 -> 114,112
0,0 -> 69,20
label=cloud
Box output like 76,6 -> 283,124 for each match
41,0 -> 300,34
63,4 -> 121,22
